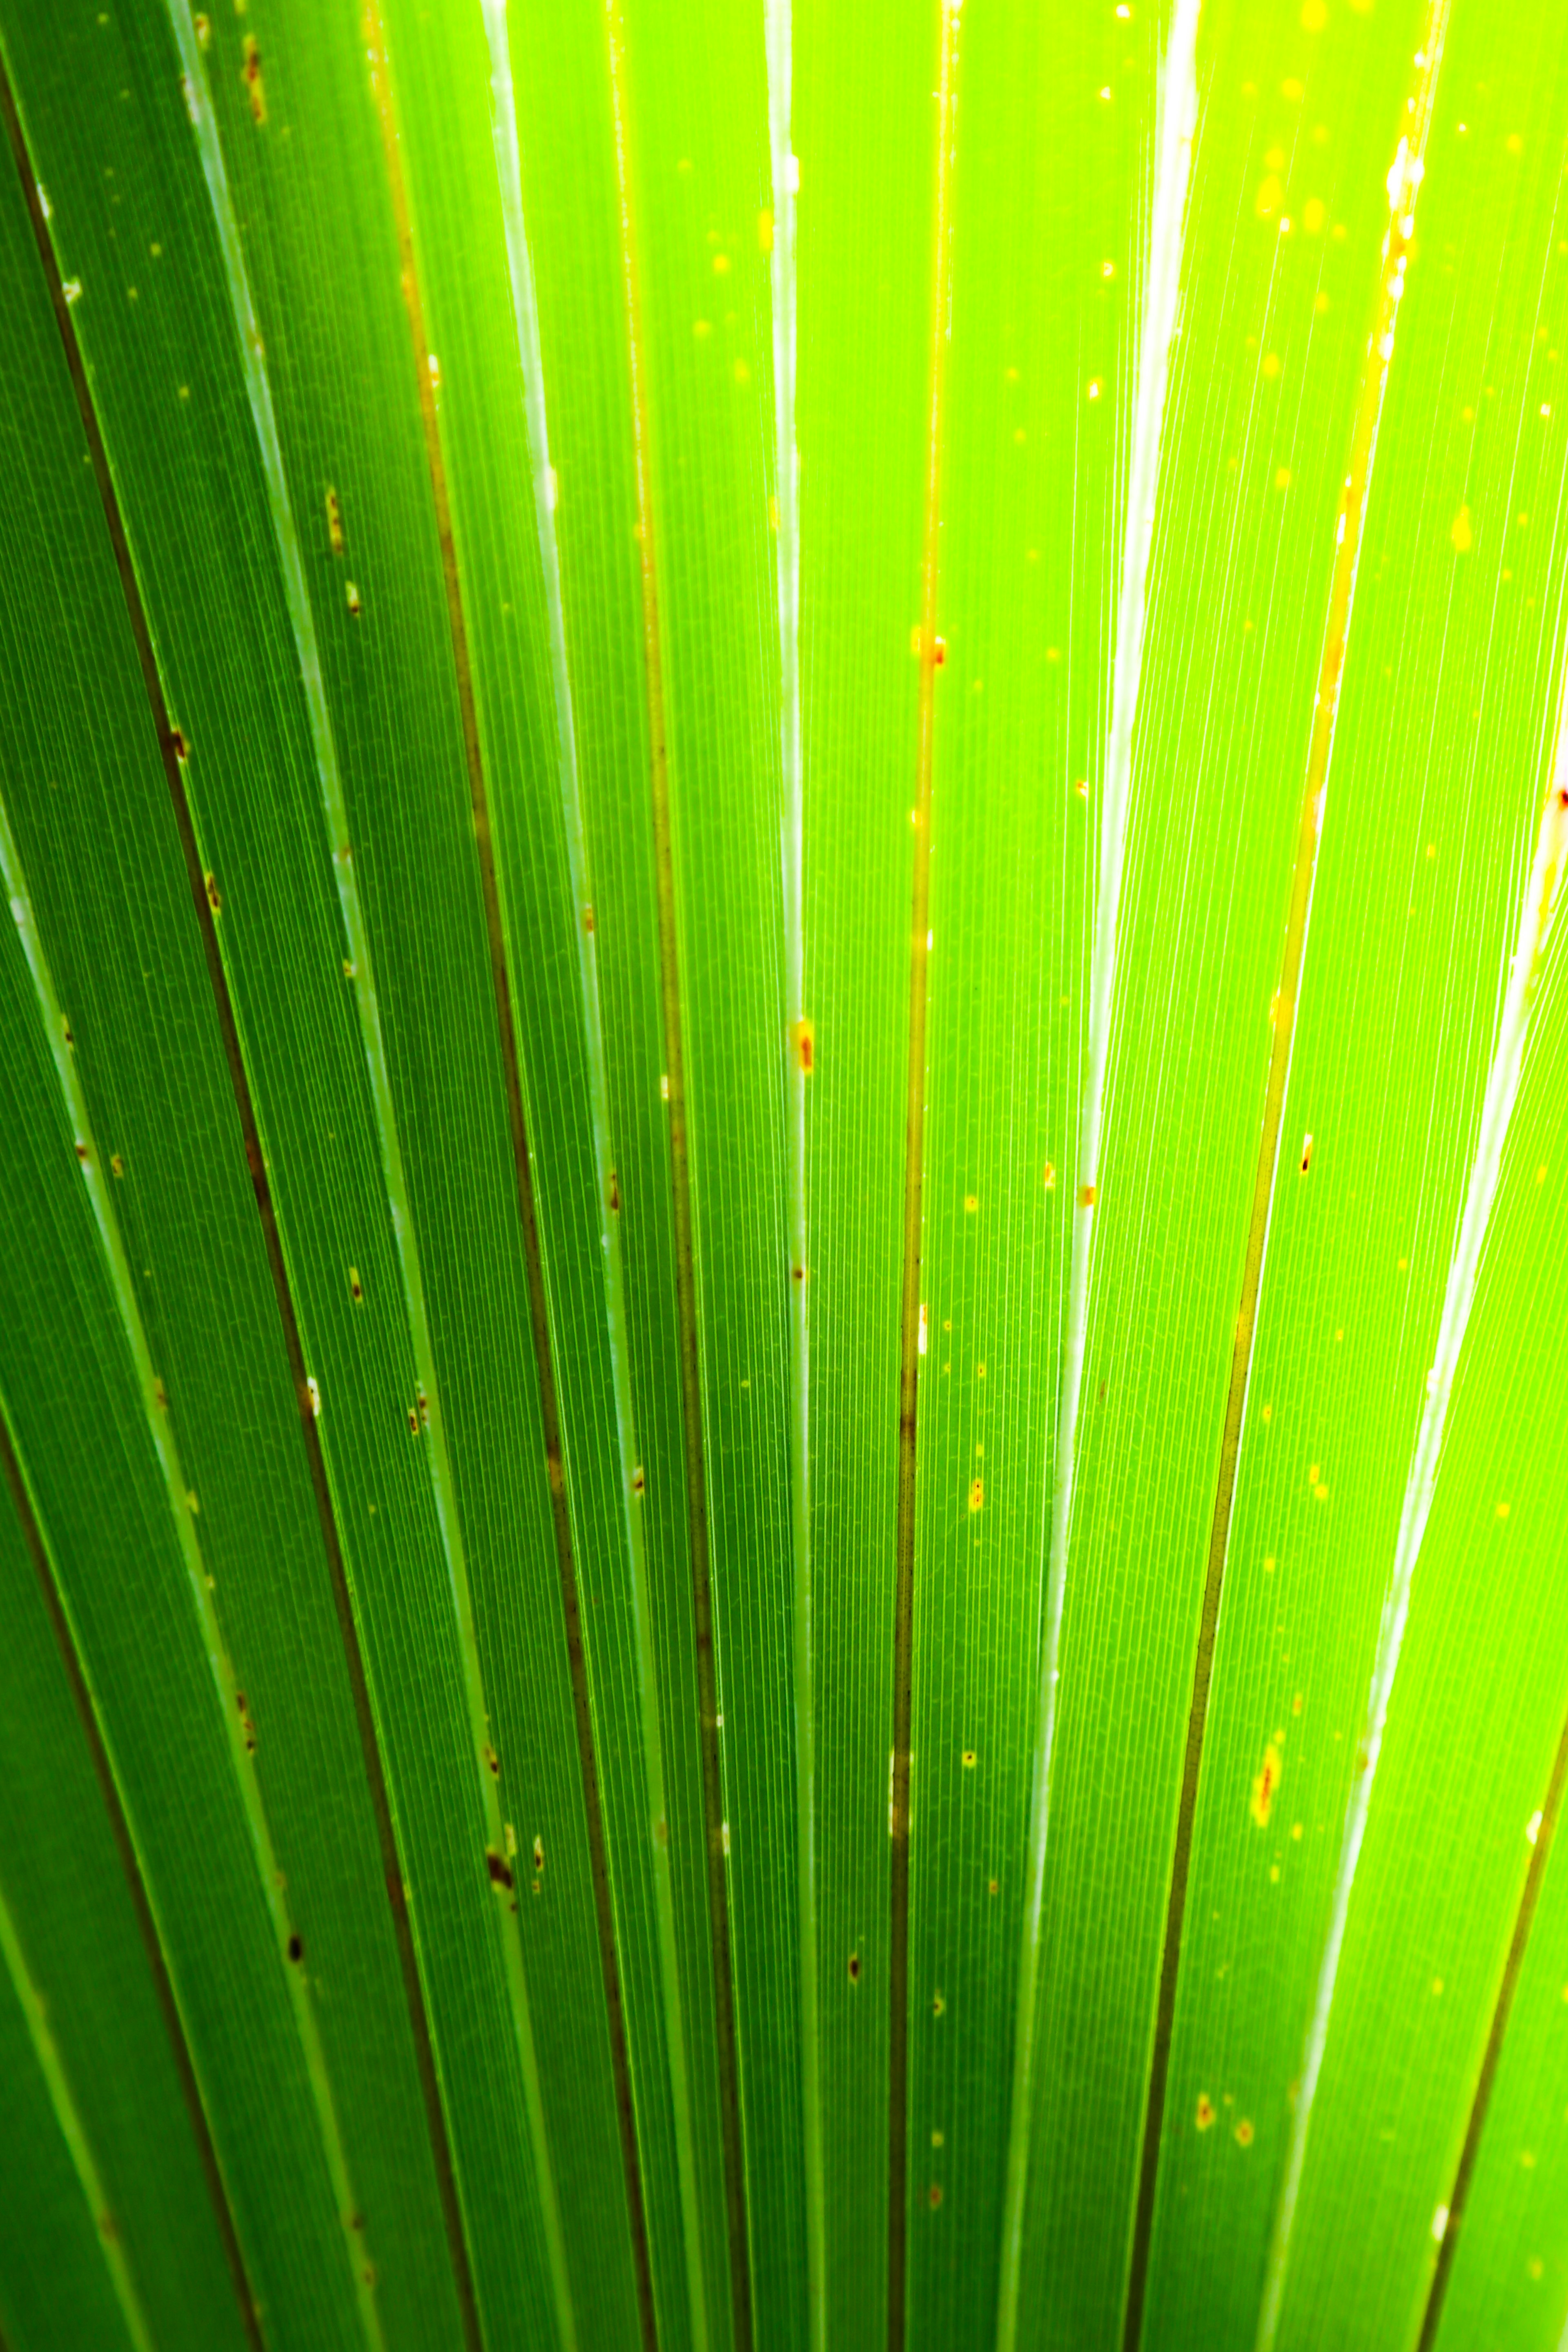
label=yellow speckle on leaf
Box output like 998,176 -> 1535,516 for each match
1262,351 -> 1281,380
1303,197 -> 1325,235
1451,505 -> 1473,553
969,1479 -> 984,1514
1235,2117 -> 1255,2147
1256,174 -> 1283,218
757,208 -> 773,253
1196,2093 -> 1216,2130
964,1194 -> 978,1214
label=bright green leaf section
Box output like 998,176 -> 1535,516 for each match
1435,1751 -> 1568,2352
795,0 -> 933,2336
611,5 -> 810,2342
0,0 -> 641,2340
374,0 -> 733,2342
993,5 -> 1425,2346
1259,931 -> 1568,2352
0,1491 -> 240,2352
908,1 -> 1145,2337
1147,10 -> 1568,2342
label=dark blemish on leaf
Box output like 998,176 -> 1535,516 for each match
110,1154 -> 124,1177
1078,1181 -> 1098,1209
62,1016 -> 74,1048
154,1378 -> 168,1410
486,1849 -> 514,1891
1235,2118 -> 1254,2147
1300,1133 -> 1313,1174
929,2183 -> 943,2208
349,1265 -> 362,1302
1250,1741 -> 1281,1828
962,1750 -> 976,1768
792,1263 -> 806,1285
349,2213 -> 364,2232
287,1933 -> 303,1964
205,872 -> 222,912
793,1017 -> 814,1073
75,1141 -> 89,1163
325,485 -> 344,555
407,1407 -> 419,1436
583,904 -> 595,934
848,1952 -> 860,1981
933,1989 -> 944,2017
1196,2093 -> 1215,2130
241,34 -> 265,123
416,1388 -> 429,1429
169,728 -> 188,760
346,580 -> 361,617
632,1465 -> 646,1497
484,1744 -> 499,1778
608,1169 -> 620,1215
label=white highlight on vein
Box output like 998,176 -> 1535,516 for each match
995,5 -> 1200,2342
764,1 -> 823,2341
1256,727 -> 1568,2352
166,10 -> 572,2340
479,12 -> 711,2350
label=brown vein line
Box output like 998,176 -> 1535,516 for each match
1412,1695 -> 1568,2352
1120,31 -> 1448,2343
603,7 -> 754,2345
0,1405 -> 263,2352
0,52 -> 486,2352
361,15 -> 657,2350
889,9 -> 961,2346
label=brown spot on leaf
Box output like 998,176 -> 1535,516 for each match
486,1849 -> 514,1891
241,34 -> 265,123
1250,1741 -> 1281,1828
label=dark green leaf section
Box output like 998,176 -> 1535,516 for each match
1146,11 -> 1568,2341
907,3 -> 1147,2337
0,1948 -> 136,2352
0,1487 -> 237,2352
374,1 -> 731,2343
0,829 -> 363,2349
1434,1703 -> 1568,2352
0,118 -> 464,2350
1006,6 -> 1426,2346
0,0 -> 639,2341
795,0 -> 933,2336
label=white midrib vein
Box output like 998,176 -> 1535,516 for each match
994,6 -> 1200,2343
478,9 -> 713,2350
1,789 -> 383,2352
763,1 -> 824,2345
166,9 -> 575,2344
1255,701 -> 1568,2352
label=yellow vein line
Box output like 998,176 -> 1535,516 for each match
473,9 -> 714,2347
889,7 -> 960,2344
168,7 -> 574,2344
762,2 -> 822,2345
603,5 -> 755,2343
0,1872 -> 156,2352
997,6 -> 1198,2339
1118,18 -> 1450,2350
0,789 -> 383,2352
